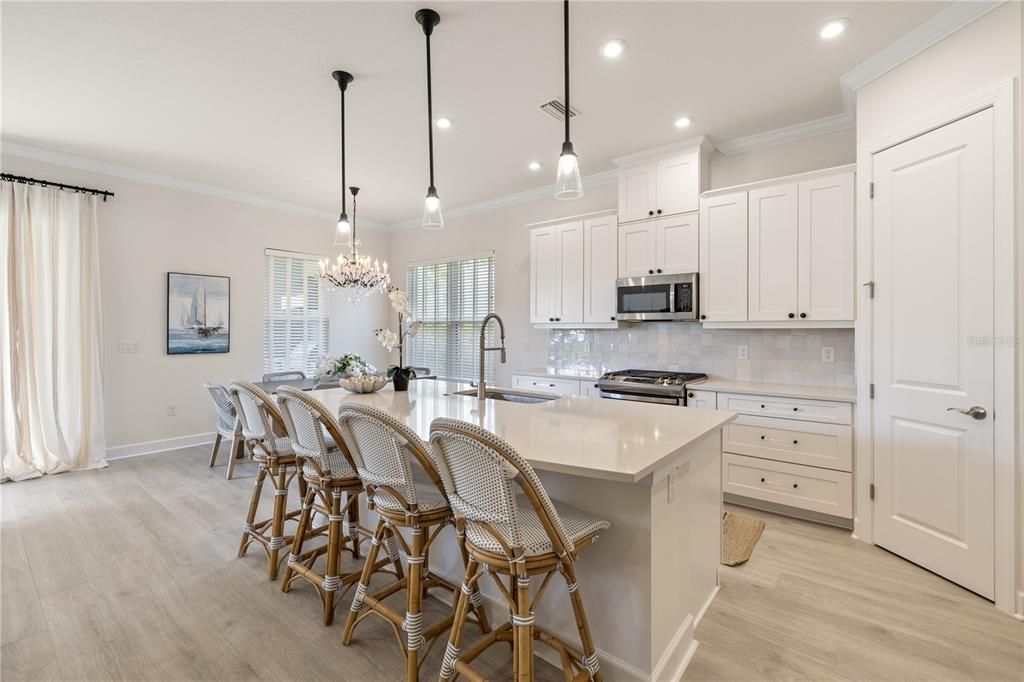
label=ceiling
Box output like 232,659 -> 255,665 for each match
2,1 -> 948,225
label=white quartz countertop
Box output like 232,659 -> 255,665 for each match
695,378 -> 857,403
513,367 -> 602,382
310,380 -> 735,484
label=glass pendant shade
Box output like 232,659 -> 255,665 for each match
333,212 -> 351,245
554,145 -> 583,200
422,187 -> 444,230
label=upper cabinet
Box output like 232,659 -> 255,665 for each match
530,212 -> 618,329
699,165 -> 856,327
615,137 -> 711,224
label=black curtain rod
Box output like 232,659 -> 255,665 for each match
1,173 -> 115,201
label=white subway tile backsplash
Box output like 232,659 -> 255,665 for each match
548,325 -> 855,387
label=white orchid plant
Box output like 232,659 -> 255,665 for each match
374,286 -> 421,381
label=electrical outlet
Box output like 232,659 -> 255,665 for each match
737,345 -> 749,360
822,346 -> 835,363
166,404 -> 177,417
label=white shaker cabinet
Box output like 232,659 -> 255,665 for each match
618,164 -> 657,224
582,214 -> 619,324
798,172 -> 855,321
618,221 -> 657,278
615,138 -> 711,224
530,213 -> 619,329
699,191 -> 748,322
748,183 -> 799,321
656,150 -> 701,216
656,212 -> 699,275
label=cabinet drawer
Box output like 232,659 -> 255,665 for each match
686,389 -> 717,410
512,376 -> 580,397
716,392 -> 852,425
723,415 -> 852,472
723,453 -> 852,518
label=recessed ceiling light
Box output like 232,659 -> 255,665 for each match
528,161 -> 542,171
436,117 -> 453,129
819,19 -> 848,39
600,38 -> 626,59
674,117 -> 692,129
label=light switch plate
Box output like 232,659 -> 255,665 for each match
822,346 -> 835,363
737,345 -> 749,360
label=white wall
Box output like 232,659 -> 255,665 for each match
709,128 -> 855,189
854,2 -> 1022,612
1,153 -> 390,455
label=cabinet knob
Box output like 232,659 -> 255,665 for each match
760,435 -> 765,440
792,483 -> 799,489
648,210 -> 654,216
760,404 -> 766,408
760,477 -> 766,483
788,312 -> 795,319
800,312 -> 807,319
555,317 -> 561,322
688,392 -> 694,398
700,314 -> 706,320
792,440 -> 799,445
792,407 -> 799,412
648,269 -> 654,275
610,315 -> 616,321
656,268 -> 663,274
594,383 -> 599,388
548,317 -> 554,322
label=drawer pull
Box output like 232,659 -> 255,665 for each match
761,404 -> 766,409
792,407 -> 799,412
760,435 -> 765,440
760,477 -> 765,483
792,483 -> 799,489
792,440 -> 799,445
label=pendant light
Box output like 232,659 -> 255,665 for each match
320,185 -> 391,301
333,70 -> 354,244
554,0 -> 583,200
417,8 -> 444,229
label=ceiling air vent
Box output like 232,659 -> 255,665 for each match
538,98 -> 579,122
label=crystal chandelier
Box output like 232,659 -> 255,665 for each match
321,186 -> 390,301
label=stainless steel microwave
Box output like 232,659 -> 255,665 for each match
615,273 -> 699,321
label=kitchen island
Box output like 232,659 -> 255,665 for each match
311,380 -> 735,681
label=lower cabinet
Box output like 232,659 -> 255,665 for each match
718,391 -> 854,524
512,375 -> 583,397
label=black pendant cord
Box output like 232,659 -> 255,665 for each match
0,173 -> 114,201
425,25 -> 436,191
340,87 -> 347,216
563,0 -> 571,146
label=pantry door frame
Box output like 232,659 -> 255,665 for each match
854,79 -> 1019,615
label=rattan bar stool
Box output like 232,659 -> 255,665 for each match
336,404 -> 490,682
228,380 -> 309,581
204,383 -> 246,480
276,387 -> 402,625
429,418 -> 611,682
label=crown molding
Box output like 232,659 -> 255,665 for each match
612,135 -> 711,167
387,168 -> 620,231
1,139 -> 388,231
715,0 -> 1004,156
715,112 -> 855,156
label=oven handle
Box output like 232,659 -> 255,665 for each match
599,390 -> 680,406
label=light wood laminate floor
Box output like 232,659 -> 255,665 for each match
2,446 -> 1021,681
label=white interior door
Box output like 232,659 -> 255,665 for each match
872,108 -> 995,599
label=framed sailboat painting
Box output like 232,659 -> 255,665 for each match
166,272 -> 230,354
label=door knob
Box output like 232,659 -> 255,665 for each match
946,406 -> 988,420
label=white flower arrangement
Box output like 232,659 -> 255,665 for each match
374,286 -> 420,382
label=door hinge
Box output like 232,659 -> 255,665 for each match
869,182 -> 875,199
869,383 -> 875,399
869,483 -> 876,500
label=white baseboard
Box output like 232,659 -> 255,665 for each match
650,614 -> 696,682
106,431 -> 216,460
695,584 -> 720,628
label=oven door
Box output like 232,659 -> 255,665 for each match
599,389 -> 681,406
616,276 -> 675,321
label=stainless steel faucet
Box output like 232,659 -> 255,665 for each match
478,313 -> 507,400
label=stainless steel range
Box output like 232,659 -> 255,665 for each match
597,369 -> 708,406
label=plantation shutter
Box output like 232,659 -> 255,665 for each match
264,249 -> 329,376
406,254 -> 495,382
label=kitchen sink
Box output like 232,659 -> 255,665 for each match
449,388 -> 558,404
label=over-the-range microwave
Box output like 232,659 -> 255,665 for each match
615,273 -> 699,322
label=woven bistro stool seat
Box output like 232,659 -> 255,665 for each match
337,403 -> 490,682
276,388 -> 401,626
429,418 -> 610,682
228,380 -> 310,581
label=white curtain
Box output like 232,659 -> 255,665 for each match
0,181 -> 107,481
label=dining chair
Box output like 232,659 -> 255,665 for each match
429,418 -> 610,682
228,380 -> 308,580
336,403 -> 490,682
276,387 -> 401,625
204,383 -> 245,480
262,370 -> 306,383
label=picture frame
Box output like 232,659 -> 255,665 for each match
166,271 -> 231,354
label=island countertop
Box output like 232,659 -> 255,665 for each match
309,380 -> 735,484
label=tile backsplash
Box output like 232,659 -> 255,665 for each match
548,324 -> 855,387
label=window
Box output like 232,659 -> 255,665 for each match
406,254 -> 495,382
264,249 -> 328,377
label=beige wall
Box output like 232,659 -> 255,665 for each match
709,128 -> 855,189
1,153 -> 390,454
854,2 -> 1023,611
